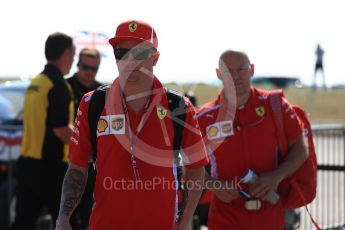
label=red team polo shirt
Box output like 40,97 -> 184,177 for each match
197,87 -> 303,230
69,77 -> 209,230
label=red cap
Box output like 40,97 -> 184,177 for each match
109,20 -> 158,49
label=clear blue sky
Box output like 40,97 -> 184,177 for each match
1,0 -> 344,86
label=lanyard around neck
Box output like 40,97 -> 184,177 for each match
121,95 -> 151,181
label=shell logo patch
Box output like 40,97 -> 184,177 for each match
207,126 -> 219,138
157,106 -> 167,120
255,106 -> 265,117
129,22 -> 138,32
97,119 -> 108,133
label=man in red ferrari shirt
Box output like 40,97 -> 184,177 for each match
55,20 -> 209,230
197,50 -> 308,229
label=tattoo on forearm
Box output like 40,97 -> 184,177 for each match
59,168 -> 87,217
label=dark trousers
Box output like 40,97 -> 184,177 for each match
194,203 -> 210,226
11,156 -> 68,230
0,177 -> 16,230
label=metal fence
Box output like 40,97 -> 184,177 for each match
300,124 -> 345,230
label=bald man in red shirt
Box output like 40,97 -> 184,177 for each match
197,50 -> 308,229
56,20 -> 209,230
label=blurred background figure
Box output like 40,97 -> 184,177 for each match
11,32 -> 75,230
313,44 -> 325,89
67,47 -> 102,115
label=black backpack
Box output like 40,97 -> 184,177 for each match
87,85 -> 187,216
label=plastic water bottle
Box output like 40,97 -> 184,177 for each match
240,169 -> 280,205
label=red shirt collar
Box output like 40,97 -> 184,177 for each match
218,87 -> 262,110
214,87 -> 264,120
104,76 -> 166,114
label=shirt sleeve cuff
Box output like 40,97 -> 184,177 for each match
68,155 -> 90,168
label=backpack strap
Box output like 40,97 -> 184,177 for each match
88,85 -> 110,162
269,89 -> 288,155
165,88 -> 187,220
165,88 -> 186,162
293,185 -> 321,230
269,90 -> 321,230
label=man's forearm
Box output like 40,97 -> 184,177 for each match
178,167 -> 204,228
204,172 -> 240,203
204,172 -> 219,193
276,134 -> 308,181
58,163 -> 88,219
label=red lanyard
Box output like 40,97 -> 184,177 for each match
121,95 -> 151,181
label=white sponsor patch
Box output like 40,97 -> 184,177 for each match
207,120 -> 234,140
109,114 -> 126,135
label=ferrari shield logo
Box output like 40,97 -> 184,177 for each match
156,106 -> 167,120
129,22 -> 138,32
255,106 -> 265,117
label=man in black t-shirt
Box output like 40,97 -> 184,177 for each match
67,47 -> 102,116
66,47 -> 102,230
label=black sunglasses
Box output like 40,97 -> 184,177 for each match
114,47 -> 156,60
79,63 -> 99,72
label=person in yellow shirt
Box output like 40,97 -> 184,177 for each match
11,32 -> 75,230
